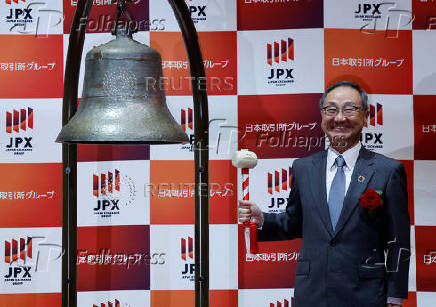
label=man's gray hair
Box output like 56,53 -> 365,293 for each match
320,81 -> 368,111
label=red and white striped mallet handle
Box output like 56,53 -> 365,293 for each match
241,167 -> 258,255
242,168 -> 249,201
232,150 -> 258,256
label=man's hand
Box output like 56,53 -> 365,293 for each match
386,304 -> 401,307
238,200 -> 264,228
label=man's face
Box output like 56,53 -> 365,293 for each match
320,86 -> 368,152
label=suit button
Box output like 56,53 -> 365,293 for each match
329,239 -> 336,246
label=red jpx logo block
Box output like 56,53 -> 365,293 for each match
93,170 -> 120,197
364,102 -> 383,128
5,237 -> 32,265
93,299 -> 120,307
181,108 -> 193,132
268,167 -> 292,195
270,298 -> 293,307
6,108 -> 33,134
181,236 -> 193,261
181,236 -> 195,276
5,0 -> 26,5
267,38 -> 294,66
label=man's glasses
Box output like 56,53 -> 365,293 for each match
321,106 -> 361,117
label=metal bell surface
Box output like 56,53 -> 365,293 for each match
56,27 -> 189,144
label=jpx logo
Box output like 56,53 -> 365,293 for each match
5,0 -> 34,28
93,299 -> 120,307
361,102 -> 383,150
354,3 -> 382,15
270,298 -> 293,307
188,0 -> 206,24
181,236 -> 195,280
266,38 -> 295,87
267,167 -> 292,213
354,3 -> 383,23
93,170 -> 121,218
181,108 -> 194,152
5,107 -> 33,155
4,237 -> 32,285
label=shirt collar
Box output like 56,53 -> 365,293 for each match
327,142 -> 361,171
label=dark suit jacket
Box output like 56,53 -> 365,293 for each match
258,146 -> 410,307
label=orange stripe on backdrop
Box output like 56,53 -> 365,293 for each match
151,290 -> 195,307
324,29 -> 412,95
150,160 -> 237,224
0,293 -> 61,306
150,31 -> 237,96
238,224 -> 302,289
0,163 -> 62,227
402,291 -> 417,307
0,35 -> 63,99
151,290 -> 237,307
150,160 -> 194,224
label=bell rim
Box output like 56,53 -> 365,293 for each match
55,140 -> 189,145
55,133 -> 190,145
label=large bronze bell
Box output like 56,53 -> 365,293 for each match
56,26 -> 188,144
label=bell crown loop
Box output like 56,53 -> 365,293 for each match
114,25 -> 132,38
85,29 -> 161,63
111,0 -> 137,37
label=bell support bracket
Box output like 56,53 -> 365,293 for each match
62,0 -> 209,307
167,1 -> 210,307
61,0 -> 94,306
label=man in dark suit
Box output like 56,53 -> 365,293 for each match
239,81 -> 410,307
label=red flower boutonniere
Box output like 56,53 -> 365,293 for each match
360,189 -> 383,218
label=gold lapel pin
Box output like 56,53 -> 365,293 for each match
358,175 -> 366,183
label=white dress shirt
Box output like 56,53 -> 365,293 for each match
325,142 -> 403,306
326,142 -> 361,201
